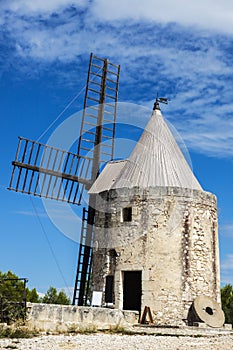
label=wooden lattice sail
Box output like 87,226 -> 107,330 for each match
8,53 -> 121,306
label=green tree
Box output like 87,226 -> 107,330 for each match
56,290 -> 70,305
0,270 -> 26,303
0,270 -> 29,323
0,270 -> 40,303
221,284 -> 233,325
42,286 -> 70,305
0,270 -> 70,307
27,288 -> 40,303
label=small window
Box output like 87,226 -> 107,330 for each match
105,212 -> 111,227
122,207 -> 132,222
105,275 -> 114,303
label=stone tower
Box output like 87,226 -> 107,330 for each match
89,102 -> 221,326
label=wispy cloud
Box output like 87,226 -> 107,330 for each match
5,0 -> 233,35
221,254 -> 233,285
1,1 -> 233,159
14,209 -> 48,218
219,224 -> 233,237
221,254 -> 233,270
14,206 -> 81,223
2,1 -> 233,63
91,0 -> 233,34
3,0 -> 88,15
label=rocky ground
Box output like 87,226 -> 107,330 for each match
0,333 -> 233,350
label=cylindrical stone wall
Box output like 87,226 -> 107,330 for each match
92,186 -> 221,326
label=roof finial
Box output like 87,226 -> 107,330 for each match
153,98 -> 160,110
153,94 -> 169,111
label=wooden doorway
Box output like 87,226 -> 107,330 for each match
123,271 -> 142,313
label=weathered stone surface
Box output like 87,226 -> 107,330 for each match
26,303 -> 139,332
92,186 -> 221,326
192,295 -> 225,328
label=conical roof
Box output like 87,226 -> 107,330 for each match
89,106 -> 202,194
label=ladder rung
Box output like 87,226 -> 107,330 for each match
104,119 -> 114,123
106,86 -> 117,92
86,96 -> 99,103
90,72 -> 103,79
83,130 -> 96,136
101,152 -> 112,156
91,63 -> 103,69
89,80 -> 102,87
103,126 -> 114,131
84,121 -> 97,127
85,113 -> 98,119
80,147 -> 94,152
92,55 -> 105,62
106,77 -> 117,84
105,94 -> 116,100
102,135 -> 112,140
108,61 -> 120,69
104,110 -> 114,116
106,69 -> 118,76
101,144 -> 112,148
105,103 -> 115,108
88,87 -> 101,95
82,139 -> 95,143
87,106 -> 99,112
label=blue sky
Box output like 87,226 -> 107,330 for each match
1,0 -> 233,298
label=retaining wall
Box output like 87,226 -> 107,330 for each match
26,303 -> 139,332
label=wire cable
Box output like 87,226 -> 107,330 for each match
29,197 -> 72,299
37,66 -> 103,142
37,85 -> 86,142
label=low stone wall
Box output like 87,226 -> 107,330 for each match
26,303 -> 139,332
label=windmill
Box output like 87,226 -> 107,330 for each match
8,53 -> 121,306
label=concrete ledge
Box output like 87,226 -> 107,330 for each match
26,303 -> 139,332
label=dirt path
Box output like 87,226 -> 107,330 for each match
0,333 -> 233,350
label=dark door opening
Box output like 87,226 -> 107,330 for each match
105,275 -> 114,303
123,271 -> 142,313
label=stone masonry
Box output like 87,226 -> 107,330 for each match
92,186 -> 220,326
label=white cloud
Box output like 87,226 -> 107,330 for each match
1,1 -> 233,159
91,0 -> 233,34
5,0 -> 88,15
164,90 -> 233,158
4,0 -> 233,36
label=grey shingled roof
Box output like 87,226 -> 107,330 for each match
88,159 -> 127,194
89,108 -> 202,194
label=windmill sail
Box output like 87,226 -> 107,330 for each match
8,53 -> 121,306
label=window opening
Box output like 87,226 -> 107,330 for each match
122,207 -> 132,222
